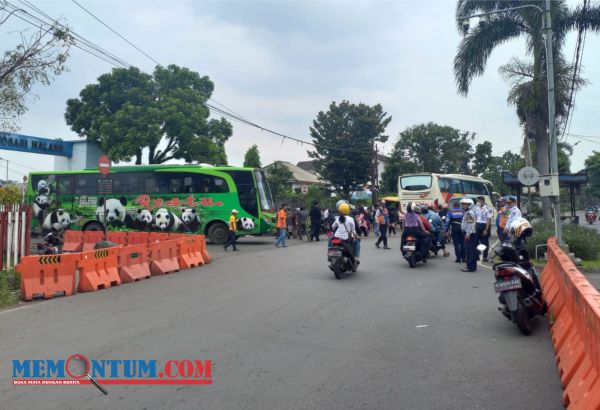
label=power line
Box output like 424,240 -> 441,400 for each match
71,0 -> 161,67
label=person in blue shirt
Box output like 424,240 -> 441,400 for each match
445,201 -> 465,263
423,204 -> 448,256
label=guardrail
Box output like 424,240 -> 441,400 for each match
16,232 -> 211,301
541,237 -> 600,409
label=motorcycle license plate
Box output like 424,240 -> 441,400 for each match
328,249 -> 342,257
494,278 -> 522,293
403,245 -> 416,251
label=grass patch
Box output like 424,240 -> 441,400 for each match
580,259 -> 600,271
526,221 -> 600,260
0,269 -> 20,308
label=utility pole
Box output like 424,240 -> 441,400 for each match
544,0 -> 562,243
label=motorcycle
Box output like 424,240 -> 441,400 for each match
37,225 -> 64,255
481,242 -> 547,335
402,233 -> 427,268
327,238 -> 357,279
585,211 -> 597,225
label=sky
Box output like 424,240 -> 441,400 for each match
1,0 -> 599,182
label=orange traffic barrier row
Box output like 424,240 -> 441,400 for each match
62,231 -> 83,253
541,237 -> 600,409
17,234 -> 212,300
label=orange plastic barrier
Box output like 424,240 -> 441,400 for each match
148,240 -> 179,275
169,233 -> 188,240
77,248 -> 121,292
149,232 -> 169,242
62,231 -> 83,253
127,232 -> 149,245
107,231 -> 128,245
116,244 -> 151,283
16,254 -> 78,300
82,231 -> 105,252
198,235 -> 212,264
177,236 -> 204,269
541,237 -> 600,409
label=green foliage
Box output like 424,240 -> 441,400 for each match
243,144 -> 262,168
481,151 -> 525,195
586,151 -> 600,200
526,221 -> 600,261
308,101 -> 391,198
391,122 -> 475,174
472,141 -> 492,176
1,19 -> 72,132
0,269 -> 19,308
0,185 -> 21,205
303,184 -> 328,209
65,65 -> 232,165
265,161 -> 294,201
380,157 -> 417,194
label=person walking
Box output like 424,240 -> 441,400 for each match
375,203 -> 390,249
445,201 -> 465,263
309,201 -> 321,242
460,198 -> 478,272
388,205 -> 397,236
275,203 -> 288,248
223,209 -> 239,252
474,196 -> 493,262
298,207 -> 307,240
374,204 -> 382,237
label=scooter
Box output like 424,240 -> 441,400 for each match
327,238 -> 357,279
402,233 -> 427,268
37,225 -> 64,255
481,242 -> 547,335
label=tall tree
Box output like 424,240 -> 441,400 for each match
481,151 -> 525,195
585,151 -> 600,200
454,0 -> 600,218
380,158 -> 417,194
243,144 -> 262,168
472,141 -> 493,176
265,161 -> 293,201
65,65 -> 232,165
0,7 -> 72,132
391,122 -> 475,174
308,101 -> 391,198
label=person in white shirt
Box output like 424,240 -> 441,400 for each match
474,196 -> 493,261
504,197 -> 523,237
331,203 -> 361,262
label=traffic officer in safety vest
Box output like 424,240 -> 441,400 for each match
444,201 -> 465,263
474,196 -> 493,262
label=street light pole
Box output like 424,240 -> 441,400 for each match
459,0 -> 562,242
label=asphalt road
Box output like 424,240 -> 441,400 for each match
0,234 -> 563,410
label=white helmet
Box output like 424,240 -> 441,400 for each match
459,198 -> 474,206
509,217 -> 533,238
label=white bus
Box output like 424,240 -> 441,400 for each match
398,173 -> 496,211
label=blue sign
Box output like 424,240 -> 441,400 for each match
0,133 -> 73,157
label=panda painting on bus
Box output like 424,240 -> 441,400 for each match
181,207 -> 200,231
42,209 -> 71,232
153,208 -> 188,232
33,194 -> 49,224
96,196 -> 136,228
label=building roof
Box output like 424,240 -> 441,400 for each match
296,160 -> 316,174
265,161 -> 324,184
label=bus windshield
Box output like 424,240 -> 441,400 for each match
400,175 -> 432,191
255,170 -> 274,212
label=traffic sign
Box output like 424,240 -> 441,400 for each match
98,155 -> 111,176
517,166 -> 540,186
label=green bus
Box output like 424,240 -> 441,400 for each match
27,165 -> 276,244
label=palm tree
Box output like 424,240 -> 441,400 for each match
454,0 -> 600,218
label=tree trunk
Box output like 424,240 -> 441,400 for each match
135,151 -> 142,165
535,130 -> 552,220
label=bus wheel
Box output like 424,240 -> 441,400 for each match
207,222 -> 228,244
83,222 -> 104,232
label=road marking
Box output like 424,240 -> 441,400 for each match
0,301 -> 50,316
415,325 -> 428,328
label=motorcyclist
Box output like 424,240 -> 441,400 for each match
423,204 -> 447,255
330,202 -> 361,264
401,202 -> 427,256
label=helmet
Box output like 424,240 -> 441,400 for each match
406,202 -> 416,213
421,205 -> 429,213
335,199 -> 348,211
338,203 -> 350,215
509,217 -> 532,238
459,198 -> 474,206
231,209 -> 238,214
